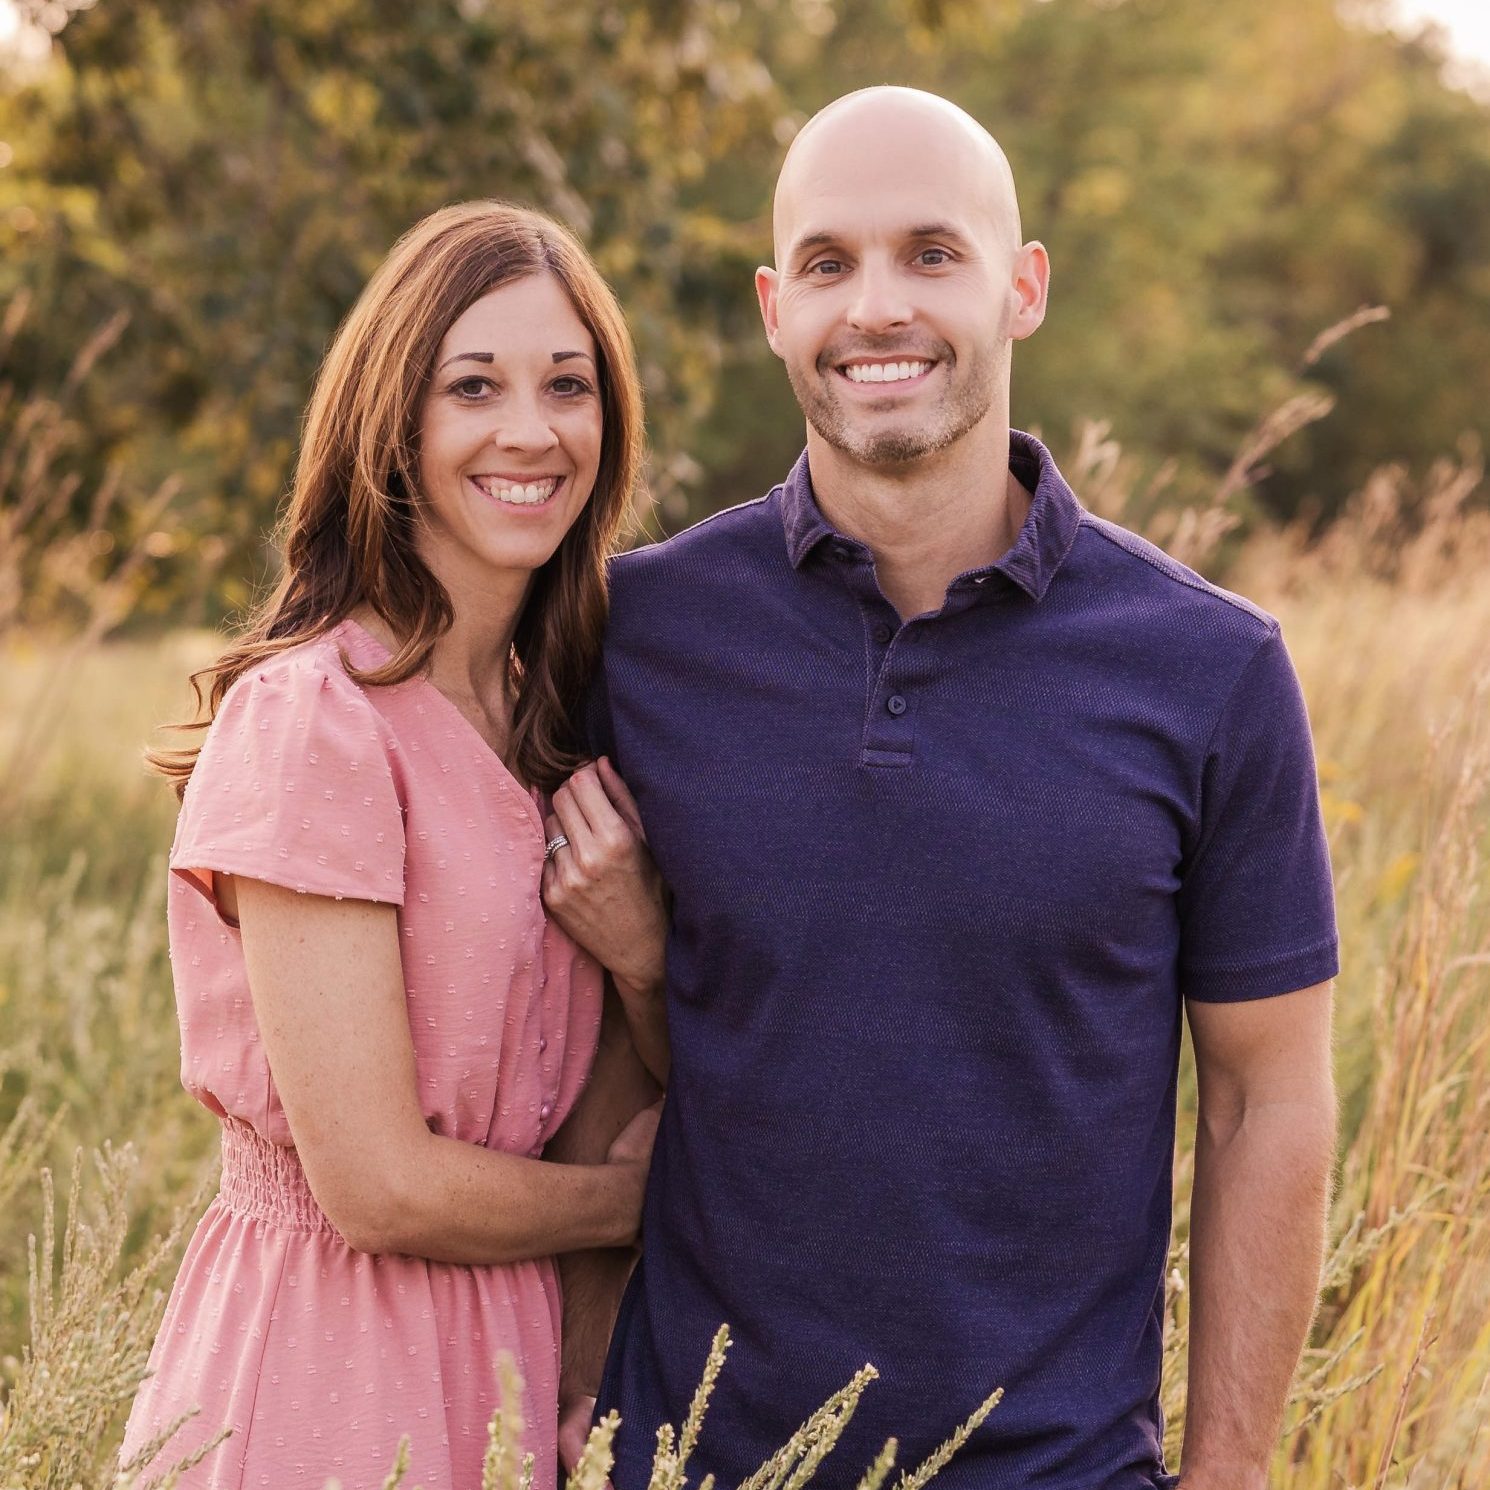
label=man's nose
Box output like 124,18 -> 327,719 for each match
846,261 -> 913,334
494,393 -> 560,454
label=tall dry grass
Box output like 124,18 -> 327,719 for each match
2,305 -> 1488,1486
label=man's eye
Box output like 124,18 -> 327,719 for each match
918,248 -> 952,267
807,259 -> 845,276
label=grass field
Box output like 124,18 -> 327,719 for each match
1,468 -> 1487,1487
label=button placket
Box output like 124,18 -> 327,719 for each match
861,622 -> 921,767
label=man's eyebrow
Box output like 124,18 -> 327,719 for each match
436,351 -> 493,372
786,231 -> 840,264
786,223 -> 976,264
905,222 -> 975,245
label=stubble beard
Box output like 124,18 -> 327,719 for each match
787,342 -> 1003,468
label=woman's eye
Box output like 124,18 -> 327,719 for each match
552,376 -> 595,397
450,377 -> 493,399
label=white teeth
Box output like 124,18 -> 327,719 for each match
844,361 -> 930,384
471,476 -> 561,505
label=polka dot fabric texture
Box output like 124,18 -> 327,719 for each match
120,619 -> 603,1489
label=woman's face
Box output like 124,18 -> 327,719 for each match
415,272 -> 604,593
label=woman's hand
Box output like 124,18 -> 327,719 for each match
557,1392 -> 607,1483
606,1098 -> 661,1179
556,1100 -> 658,1476
598,1097 -> 659,1246
543,757 -> 670,1081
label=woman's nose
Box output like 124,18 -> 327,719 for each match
494,395 -> 560,454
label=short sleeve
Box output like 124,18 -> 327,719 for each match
170,648 -> 406,910
1177,625 -> 1339,1002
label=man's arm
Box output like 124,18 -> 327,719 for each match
1177,980 -> 1337,1490
546,980 -> 662,1457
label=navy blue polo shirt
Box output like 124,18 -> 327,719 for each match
589,431 -> 1338,1490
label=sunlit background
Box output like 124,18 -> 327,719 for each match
1,3 -> 1488,1487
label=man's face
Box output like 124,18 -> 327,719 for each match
758,111 -> 1036,469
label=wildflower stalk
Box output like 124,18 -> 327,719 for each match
892,1388 -> 1002,1490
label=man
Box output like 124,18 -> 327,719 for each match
565,87 -> 1338,1490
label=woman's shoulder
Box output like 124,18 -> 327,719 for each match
218,625 -> 361,700
179,622 -> 411,899
176,623 -> 407,903
200,625 -> 397,777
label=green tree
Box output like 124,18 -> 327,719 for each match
3,0 -> 1487,618
0,0 -> 787,607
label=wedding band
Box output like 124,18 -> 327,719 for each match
544,834 -> 569,861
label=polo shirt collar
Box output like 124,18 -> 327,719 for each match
779,428 -> 1083,601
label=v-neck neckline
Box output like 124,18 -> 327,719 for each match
335,617 -> 546,834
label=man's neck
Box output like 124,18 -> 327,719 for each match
806,422 -> 1032,620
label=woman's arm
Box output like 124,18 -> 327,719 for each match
543,757 -> 670,1082
227,873 -> 656,1262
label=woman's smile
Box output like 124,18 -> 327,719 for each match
466,472 -> 567,507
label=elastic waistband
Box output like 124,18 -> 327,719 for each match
218,1117 -> 339,1235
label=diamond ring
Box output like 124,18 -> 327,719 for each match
544,834 -> 570,861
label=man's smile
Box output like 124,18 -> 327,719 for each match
833,357 -> 938,389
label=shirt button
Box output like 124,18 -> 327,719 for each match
887,695 -> 907,716
873,622 -> 893,643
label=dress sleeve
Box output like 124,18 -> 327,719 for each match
1177,625 -> 1339,1002
169,647 -> 406,910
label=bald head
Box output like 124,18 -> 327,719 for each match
772,87 -> 1022,267
756,85 -> 1049,476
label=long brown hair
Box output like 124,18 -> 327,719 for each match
149,201 -> 644,799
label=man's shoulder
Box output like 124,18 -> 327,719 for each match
1070,512 -> 1278,641
610,491 -> 782,591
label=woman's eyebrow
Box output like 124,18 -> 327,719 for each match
435,350 -> 594,371
436,351 -> 494,371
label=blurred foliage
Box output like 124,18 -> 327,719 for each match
1,0 -> 1488,616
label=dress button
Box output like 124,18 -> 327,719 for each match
539,1100 -> 553,1121
873,622 -> 893,643
538,1036 -> 548,1054
886,694 -> 908,716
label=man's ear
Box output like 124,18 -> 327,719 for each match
756,265 -> 783,357
1009,242 -> 1050,343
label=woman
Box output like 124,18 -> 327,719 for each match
125,202 -> 669,1489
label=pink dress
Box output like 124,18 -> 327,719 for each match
120,619 -> 603,1490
